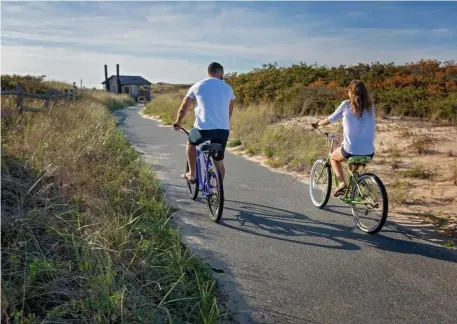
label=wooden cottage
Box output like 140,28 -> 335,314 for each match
102,64 -> 152,101
102,75 -> 151,101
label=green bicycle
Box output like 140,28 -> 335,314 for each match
309,127 -> 388,234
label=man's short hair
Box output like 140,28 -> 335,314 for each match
208,62 -> 224,74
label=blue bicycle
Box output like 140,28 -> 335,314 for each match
178,127 -> 224,223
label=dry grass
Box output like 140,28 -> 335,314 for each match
451,160 -> 457,186
1,91 -> 224,323
442,241 -> 457,248
400,163 -> 436,180
227,139 -> 242,148
410,134 -> 435,155
367,118 -> 457,238
390,175 -> 411,206
151,82 -> 192,96
143,92 -> 191,128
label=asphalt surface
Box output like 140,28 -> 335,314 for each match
115,105 -> 457,324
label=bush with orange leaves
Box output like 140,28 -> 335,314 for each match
225,59 -> 457,123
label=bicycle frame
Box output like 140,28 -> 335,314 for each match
195,147 -> 216,199
178,127 -> 216,199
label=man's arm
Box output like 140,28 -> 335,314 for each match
229,99 -> 235,121
228,87 -> 236,121
174,96 -> 193,127
174,85 -> 195,129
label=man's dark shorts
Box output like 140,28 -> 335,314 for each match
188,128 -> 230,161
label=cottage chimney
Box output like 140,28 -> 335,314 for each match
104,65 -> 110,92
116,64 -> 121,94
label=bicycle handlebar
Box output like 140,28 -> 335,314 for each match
176,126 -> 189,135
312,125 -> 343,143
312,125 -> 330,138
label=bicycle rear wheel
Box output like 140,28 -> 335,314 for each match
185,161 -> 199,200
350,173 -> 388,234
206,159 -> 224,223
309,159 -> 332,208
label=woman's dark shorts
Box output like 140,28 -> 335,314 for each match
341,147 -> 374,159
188,128 -> 230,161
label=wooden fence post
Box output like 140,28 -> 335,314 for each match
72,83 -> 76,99
44,90 -> 52,109
16,83 -> 24,114
44,88 -> 58,110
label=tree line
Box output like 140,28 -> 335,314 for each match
224,59 -> 457,122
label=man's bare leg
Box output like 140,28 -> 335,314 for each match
185,142 -> 197,180
214,160 -> 225,181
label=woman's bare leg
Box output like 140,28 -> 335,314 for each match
331,147 -> 347,194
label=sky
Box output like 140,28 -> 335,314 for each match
1,1 -> 457,88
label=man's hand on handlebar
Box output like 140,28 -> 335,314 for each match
311,122 -> 319,129
173,122 -> 181,131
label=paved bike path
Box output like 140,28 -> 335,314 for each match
115,105 -> 457,324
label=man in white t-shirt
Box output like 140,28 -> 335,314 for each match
173,62 -> 236,183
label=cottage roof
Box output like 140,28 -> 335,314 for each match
101,75 -> 151,85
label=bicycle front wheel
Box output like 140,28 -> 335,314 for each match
206,160 -> 224,223
350,173 -> 388,234
309,159 -> 332,208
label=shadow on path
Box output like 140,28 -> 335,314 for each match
221,200 -> 457,264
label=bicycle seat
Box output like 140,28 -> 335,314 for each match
348,156 -> 372,165
199,141 -> 222,152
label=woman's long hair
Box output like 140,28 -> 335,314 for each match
348,80 -> 373,118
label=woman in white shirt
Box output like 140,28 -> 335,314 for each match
312,80 -> 376,197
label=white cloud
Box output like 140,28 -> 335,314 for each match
1,45 -> 205,88
1,1 -> 456,86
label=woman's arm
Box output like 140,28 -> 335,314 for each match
312,101 -> 346,128
311,118 -> 330,129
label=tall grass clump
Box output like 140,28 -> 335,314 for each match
151,83 -> 193,95
143,92 -> 192,128
450,160 -> 457,186
229,104 -> 327,172
400,163 -> 436,180
230,106 -> 327,172
1,91 -> 223,323
93,92 -> 135,111
229,104 -> 278,152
